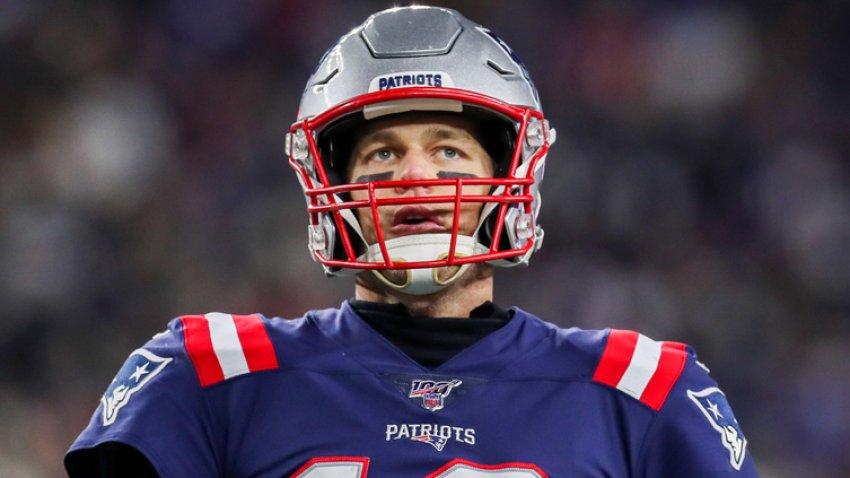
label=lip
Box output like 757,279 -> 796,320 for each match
389,206 -> 446,235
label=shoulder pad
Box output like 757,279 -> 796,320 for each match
592,329 -> 688,411
180,313 -> 279,387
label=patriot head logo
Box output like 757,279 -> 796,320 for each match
409,379 -> 462,412
412,433 -> 450,451
687,387 -> 748,470
101,348 -> 172,426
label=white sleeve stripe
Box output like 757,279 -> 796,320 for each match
205,312 -> 250,379
616,333 -> 662,399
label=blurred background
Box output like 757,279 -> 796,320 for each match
1,0 -> 848,476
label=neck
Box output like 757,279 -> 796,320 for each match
354,264 -> 494,318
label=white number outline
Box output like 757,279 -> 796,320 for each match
291,456 -> 369,477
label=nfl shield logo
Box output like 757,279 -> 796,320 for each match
423,392 -> 443,411
409,379 -> 462,412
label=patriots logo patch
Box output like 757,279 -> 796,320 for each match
687,387 -> 748,470
101,348 -> 172,426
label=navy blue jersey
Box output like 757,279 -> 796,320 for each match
66,302 -> 758,477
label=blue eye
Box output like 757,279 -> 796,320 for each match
441,148 -> 459,159
373,149 -> 394,161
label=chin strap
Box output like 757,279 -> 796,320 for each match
360,234 -> 489,295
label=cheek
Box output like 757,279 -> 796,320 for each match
459,183 -> 490,195
453,184 -> 490,235
470,151 -> 495,178
458,202 -> 486,235
349,191 -> 374,238
354,207 -> 377,242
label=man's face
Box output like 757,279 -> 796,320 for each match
347,113 -> 495,246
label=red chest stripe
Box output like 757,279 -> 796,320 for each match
592,329 -> 687,411
181,313 -> 279,387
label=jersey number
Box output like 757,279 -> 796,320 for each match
293,457 -> 546,478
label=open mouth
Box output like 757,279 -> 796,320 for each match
390,206 -> 445,234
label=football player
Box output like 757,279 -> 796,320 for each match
65,6 -> 759,477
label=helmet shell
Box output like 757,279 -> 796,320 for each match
298,6 -> 541,123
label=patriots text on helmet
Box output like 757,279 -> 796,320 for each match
368,71 -> 453,92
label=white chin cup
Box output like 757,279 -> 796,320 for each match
361,234 -> 486,296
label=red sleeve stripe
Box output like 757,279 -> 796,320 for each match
639,340 -> 688,410
231,314 -> 280,374
592,329 -> 639,388
181,315 -> 225,386
181,313 -> 279,387
592,329 -> 687,411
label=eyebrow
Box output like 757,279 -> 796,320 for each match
353,171 -> 480,183
355,126 -> 477,150
423,126 -> 476,142
357,130 -> 401,147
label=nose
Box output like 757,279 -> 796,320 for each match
395,149 -> 434,193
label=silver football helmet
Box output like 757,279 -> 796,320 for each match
287,6 -> 555,295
